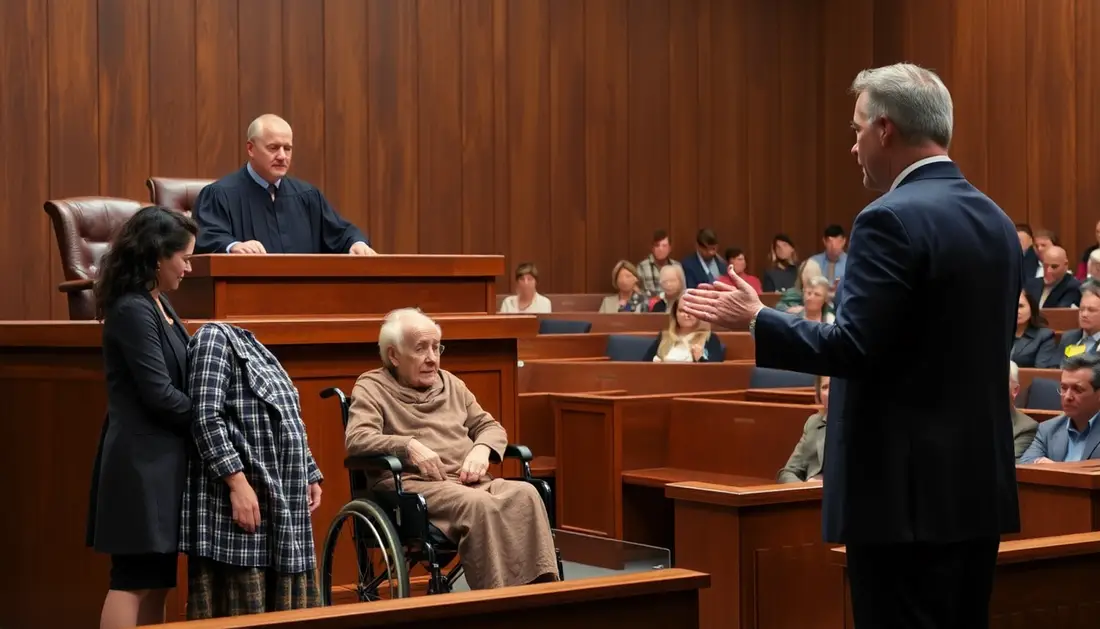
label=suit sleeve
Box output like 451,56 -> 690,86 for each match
1013,416 -> 1039,461
192,186 -> 237,254
776,417 -> 816,483
316,191 -> 369,253
1035,331 -> 1061,369
753,206 -> 914,378
106,299 -> 191,430
1019,423 -> 1049,463
187,326 -> 245,479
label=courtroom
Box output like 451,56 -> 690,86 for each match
4,1 -> 1100,628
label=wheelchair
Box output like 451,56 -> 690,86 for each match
318,387 -> 564,605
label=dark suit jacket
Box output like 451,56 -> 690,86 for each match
777,413 -> 826,483
680,254 -> 718,290
86,292 -> 192,554
1026,274 -> 1081,309
754,160 -> 1021,545
1055,328 -> 1096,360
1022,247 -> 1040,284
1012,325 -> 1060,369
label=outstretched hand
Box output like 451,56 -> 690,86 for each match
680,266 -> 765,328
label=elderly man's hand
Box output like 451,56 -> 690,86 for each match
408,438 -> 446,481
349,241 -> 376,256
459,444 -> 491,485
681,266 -> 765,328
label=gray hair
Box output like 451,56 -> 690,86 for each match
1009,360 -> 1019,385
1089,249 -> 1100,266
850,63 -> 953,148
378,307 -> 441,367
804,275 -> 832,292
1063,352 -> 1100,389
246,113 -> 291,142
1082,279 -> 1100,302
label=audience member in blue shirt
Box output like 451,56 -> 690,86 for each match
1020,353 -> 1100,463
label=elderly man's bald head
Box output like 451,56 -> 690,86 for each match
246,114 -> 293,184
1044,246 -> 1068,264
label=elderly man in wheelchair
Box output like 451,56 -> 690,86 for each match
318,307 -> 561,603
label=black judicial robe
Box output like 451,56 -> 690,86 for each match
192,167 -> 369,254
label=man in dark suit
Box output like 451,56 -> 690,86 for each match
682,63 -> 1020,628
679,228 -> 722,289
1055,280 -> 1100,360
1025,245 -> 1081,308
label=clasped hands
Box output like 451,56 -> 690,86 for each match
407,438 -> 490,484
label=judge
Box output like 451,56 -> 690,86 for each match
193,114 -> 374,255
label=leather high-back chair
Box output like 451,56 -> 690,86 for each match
145,177 -> 214,216
43,197 -> 146,320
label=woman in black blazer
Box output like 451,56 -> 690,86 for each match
1012,289 -> 1059,369
87,206 -> 198,628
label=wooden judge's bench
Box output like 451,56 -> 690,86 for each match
0,255 -> 541,628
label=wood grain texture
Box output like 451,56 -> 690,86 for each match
9,0 -> 1100,318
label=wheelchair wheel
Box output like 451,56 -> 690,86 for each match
321,499 -> 410,605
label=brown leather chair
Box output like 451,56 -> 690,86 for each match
145,177 -> 214,215
43,197 -> 147,320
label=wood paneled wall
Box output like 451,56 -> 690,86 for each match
1,0 -> 1093,319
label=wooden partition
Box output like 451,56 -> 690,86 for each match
669,481 -> 835,629
552,394 -> 813,544
517,389 -> 627,477
169,254 -> 504,318
0,314 -> 535,628
535,312 -> 741,333
518,331 -> 755,362
1013,461 -> 1100,539
497,292 -> 780,313
832,533 -> 1100,628
160,569 -> 709,629
1042,308 -> 1078,333
519,360 -> 754,394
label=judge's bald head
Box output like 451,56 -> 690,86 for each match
246,114 -> 293,184
379,308 -> 444,389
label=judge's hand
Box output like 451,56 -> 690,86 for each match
229,240 -> 267,254
1032,456 -> 1055,464
226,472 -> 261,533
681,266 -> 764,328
407,438 -> 446,481
459,444 -> 491,485
349,242 -> 376,256
308,482 -> 323,512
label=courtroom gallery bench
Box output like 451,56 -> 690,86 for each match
518,359 -> 755,394
160,569 -> 710,629
518,331 -> 755,361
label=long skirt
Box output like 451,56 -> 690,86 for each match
185,556 -> 320,619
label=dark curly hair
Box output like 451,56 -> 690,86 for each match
94,206 -> 198,320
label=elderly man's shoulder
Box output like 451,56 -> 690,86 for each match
1012,409 -> 1040,432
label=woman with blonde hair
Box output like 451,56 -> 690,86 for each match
774,258 -> 824,313
644,298 -> 725,362
599,260 -> 649,313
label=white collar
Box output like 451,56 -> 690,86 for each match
889,155 -> 953,191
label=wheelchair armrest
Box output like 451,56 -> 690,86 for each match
344,454 -> 405,493
503,444 -> 533,462
490,443 -> 534,480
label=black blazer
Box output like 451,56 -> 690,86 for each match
1012,325 -> 1059,369
1025,274 -> 1081,309
86,292 -> 192,554
754,160 -> 1021,545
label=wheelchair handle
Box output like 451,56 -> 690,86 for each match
320,387 -> 351,429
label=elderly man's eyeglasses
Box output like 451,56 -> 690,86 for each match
411,343 -> 445,358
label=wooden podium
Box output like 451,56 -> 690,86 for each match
169,254 -> 504,319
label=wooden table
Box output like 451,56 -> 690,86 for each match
1014,461 -> 1100,538
168,254 -> 504,318
0,314 -> 535,628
